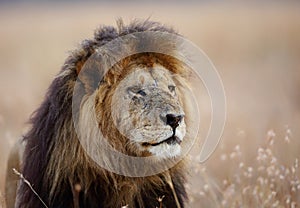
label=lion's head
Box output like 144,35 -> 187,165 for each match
75,51 -> 192,167
72,50 -> 194,182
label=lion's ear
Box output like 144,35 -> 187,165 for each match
77,57 -> 103,95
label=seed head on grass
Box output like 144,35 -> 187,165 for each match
194,128 -> 300,207
13,168 -> 49,208
156,195 -> 165,208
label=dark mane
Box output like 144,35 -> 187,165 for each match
16,19 -> 187,208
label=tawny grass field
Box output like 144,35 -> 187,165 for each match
0,3 -> 299,207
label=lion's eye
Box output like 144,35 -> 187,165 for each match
127,87 -> 146,97
136,89 -> 146,96
168,85 -> 176,93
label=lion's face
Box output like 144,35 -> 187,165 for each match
111,65 -> 186,159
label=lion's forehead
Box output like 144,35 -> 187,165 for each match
123,66 -> 175,88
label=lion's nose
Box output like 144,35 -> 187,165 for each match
166,114 -> 183,129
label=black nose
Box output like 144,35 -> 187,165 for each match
166,114 -> 183,129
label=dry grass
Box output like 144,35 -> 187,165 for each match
189,129 -> 300,207
0,191 -> 4,208
0,2 -> 300,207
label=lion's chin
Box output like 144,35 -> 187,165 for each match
148,143 -> 181,159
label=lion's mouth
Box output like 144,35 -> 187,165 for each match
153,135 -> 182,146
142,135 -> 182,146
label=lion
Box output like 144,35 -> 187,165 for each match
7,20 -> 195,208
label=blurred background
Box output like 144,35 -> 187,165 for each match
0,1 -> 299,207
